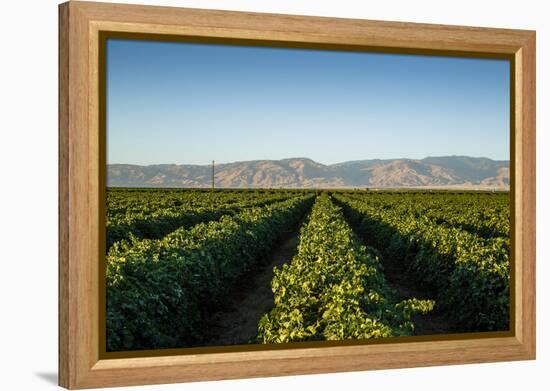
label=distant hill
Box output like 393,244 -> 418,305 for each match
107,156 -> 509,189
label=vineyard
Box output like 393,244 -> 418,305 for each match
105,188 -> 510,351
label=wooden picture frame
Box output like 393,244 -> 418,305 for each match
59,1 -> 536,389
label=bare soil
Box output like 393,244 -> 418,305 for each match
203,234 -> 299,346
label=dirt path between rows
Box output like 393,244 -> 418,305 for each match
202,212 -> 459,344
203,233 -> 299,346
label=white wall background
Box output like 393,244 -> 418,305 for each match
0,0 -> 546,389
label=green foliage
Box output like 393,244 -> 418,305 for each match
340,191 -> 509,239
105,188 -> 510,352
333,192 -> 510,331
106,188 -> 299,250
106,195 -> 315,351
257,194 -> 434,343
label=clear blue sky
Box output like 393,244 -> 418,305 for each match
106,39 -> 510,165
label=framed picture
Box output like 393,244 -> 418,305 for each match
58,1 -> 536,389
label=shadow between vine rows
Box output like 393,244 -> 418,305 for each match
332,199 -> 463,336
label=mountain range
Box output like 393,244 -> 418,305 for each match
107,156 -> 509,189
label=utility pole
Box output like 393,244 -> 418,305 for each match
212,160 -> 215,190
